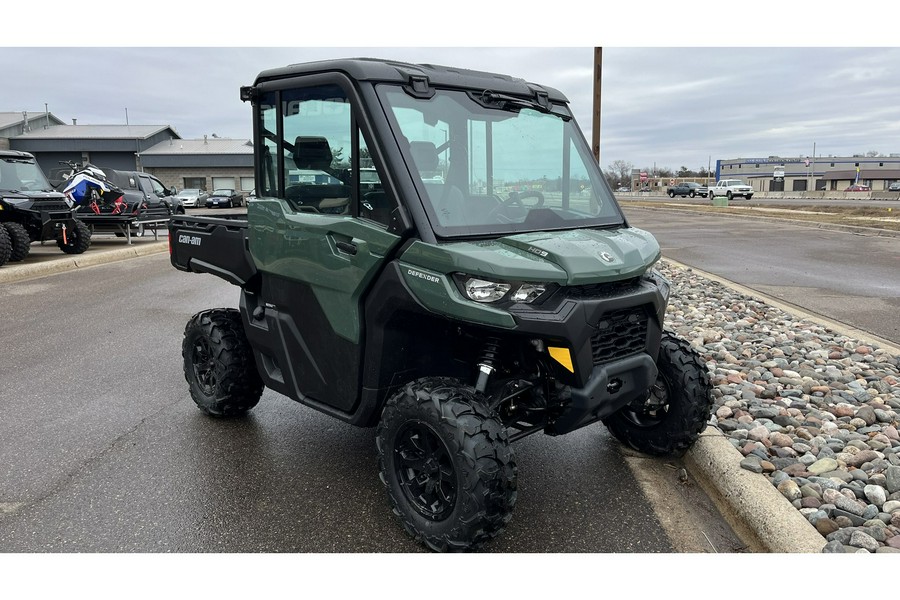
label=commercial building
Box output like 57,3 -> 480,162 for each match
2,110 -> 254,194
716,155 -> 900,192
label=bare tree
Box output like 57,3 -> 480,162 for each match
606,159 -> 633,185
865,150 -> 881,157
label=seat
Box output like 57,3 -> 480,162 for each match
284,136 -> 350,213
408,141 -> 468,227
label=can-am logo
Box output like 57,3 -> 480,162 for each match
178,234 -> 202,246
600,252 -> 614,263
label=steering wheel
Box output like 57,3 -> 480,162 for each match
503,190 -> 544,208
489,190 -> 545,224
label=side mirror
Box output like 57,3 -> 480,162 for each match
169,186 -> 177,195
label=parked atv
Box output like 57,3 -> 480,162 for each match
0,150 -> 91,265
169,58 -> 713,552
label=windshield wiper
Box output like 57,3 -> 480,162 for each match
472,90 -> 571,121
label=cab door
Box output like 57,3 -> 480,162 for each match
246,81 -> 405,415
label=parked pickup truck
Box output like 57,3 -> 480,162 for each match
707,179 -> 753,200
666,182 -> 707,198
168,58 -> 712,553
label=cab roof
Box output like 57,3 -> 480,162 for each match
252,57 -> 569,104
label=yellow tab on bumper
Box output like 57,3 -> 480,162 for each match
548,347 -> 574,373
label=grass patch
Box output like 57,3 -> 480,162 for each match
623,201 -> 900,232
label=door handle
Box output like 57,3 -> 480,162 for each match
335,240 -> 358,256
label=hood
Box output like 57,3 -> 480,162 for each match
497,228 -> 661,284
1,189 -> 67,202
401,227 -> 661,285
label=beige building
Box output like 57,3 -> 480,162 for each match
716,155 -> 900,192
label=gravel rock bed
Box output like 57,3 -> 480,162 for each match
659,261 -> 900,554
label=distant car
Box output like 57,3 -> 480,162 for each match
637,186 -> 651,193
845,184 -> 871,192
175,188 -> 209,208
615,186 -> 631,192
667,182 -> 707,198
888,182 -> 900,192
206,188 -> 244,208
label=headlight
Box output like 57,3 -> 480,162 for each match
510,283 -> 546,303
461,277 -> 550,304
464,278 -> 511,303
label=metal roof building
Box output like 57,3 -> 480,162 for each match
9,123 -> 181,173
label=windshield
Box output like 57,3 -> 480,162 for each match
213,189 -> 233,195
0,156 -> 53,192
377,86 -> 624,237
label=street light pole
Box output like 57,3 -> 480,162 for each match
592,47 -> 602,165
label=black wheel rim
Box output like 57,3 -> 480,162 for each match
393,422 -> 457,521
191,337 -> 217,396
621,371 -> 671,428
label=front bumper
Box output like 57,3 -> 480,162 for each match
547,353 -> 658,435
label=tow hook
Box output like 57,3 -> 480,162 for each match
607,378 -> 623,394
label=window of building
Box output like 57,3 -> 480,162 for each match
830,162 -> 834,167
184,177 -> 206,190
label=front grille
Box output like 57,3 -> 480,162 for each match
29,201 -> 70,211
567,277 -> 641,299
590,306 -> 649,364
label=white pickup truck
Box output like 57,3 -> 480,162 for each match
708,179 -> 753,200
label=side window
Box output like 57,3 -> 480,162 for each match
149,176 -> 167,196
281,85 -> 351,215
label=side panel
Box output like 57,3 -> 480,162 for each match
249,198 -> 400,343
248,198 -> 401,413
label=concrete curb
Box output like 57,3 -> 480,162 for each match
0,241 -> 168,285
686,427 -> 828,553
668,259 -> 900,553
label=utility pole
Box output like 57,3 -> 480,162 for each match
592,47 -> 602,165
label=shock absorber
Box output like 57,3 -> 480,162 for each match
475,337 -> 501,394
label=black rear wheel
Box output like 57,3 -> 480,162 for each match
603,332 -> 712,456
182,308 -> 264,417
2,222 -> 30,262
376,377 -> 517,552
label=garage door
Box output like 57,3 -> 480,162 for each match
212,177 -> 236,190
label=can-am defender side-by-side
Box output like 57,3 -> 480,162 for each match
0,150 -> 91,266
169,58 -> 713,552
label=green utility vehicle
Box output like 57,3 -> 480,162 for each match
169,58 -> 713,552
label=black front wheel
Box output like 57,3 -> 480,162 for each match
182,308 -> 264,417
603,332 -> 712,456
2,222 -> 31,262
376,377 -> 517,552
0,225 -> 11,267
56,220 -> 91,255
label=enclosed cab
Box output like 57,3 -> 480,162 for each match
170,58 -> 713,552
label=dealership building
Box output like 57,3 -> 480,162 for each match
1,110 -> 254,194
716,155 -> 900,192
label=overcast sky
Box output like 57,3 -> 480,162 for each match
5,3 -> 900,175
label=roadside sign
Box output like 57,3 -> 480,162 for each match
774,166 -> 785,178
639,172 -> 648,182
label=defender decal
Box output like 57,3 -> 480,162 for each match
406,268 -> 440,284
